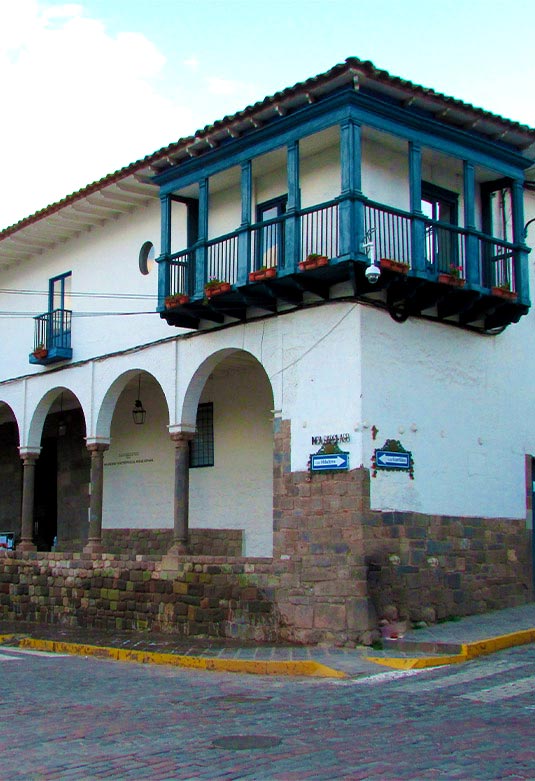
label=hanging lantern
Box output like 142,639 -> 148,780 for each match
132,375 -> 146,425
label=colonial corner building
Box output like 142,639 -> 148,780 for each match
1,58 -> 534,645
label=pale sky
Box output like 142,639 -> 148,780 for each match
1,0 -> 534,230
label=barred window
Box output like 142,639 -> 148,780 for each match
189,403 -> 214,468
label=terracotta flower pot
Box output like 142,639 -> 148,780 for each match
205,282 -> 231,298
491,286 -> 517,301
165,294 -> 190,309
438,273 -> 465,288
33,348 -> 48,360
298,255 -> 329,271
380,258 -> 410,274
248,267 -> 277,282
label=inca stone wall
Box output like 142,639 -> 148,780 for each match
364,512 -> 531,624
0,552 -> 281,641
0,418 -> 531,645
100,529 -> 243,558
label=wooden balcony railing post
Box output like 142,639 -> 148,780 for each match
463,161 -> 479,285
512,179 -> 530,304
338,118 -> 362,260
284,141 -> 301,272
237,161 -> 252,284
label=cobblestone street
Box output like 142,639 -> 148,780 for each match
2,643 -> 535,780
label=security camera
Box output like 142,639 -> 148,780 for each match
365,263 -> 381,284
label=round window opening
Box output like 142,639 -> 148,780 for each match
139,241 -> 155,275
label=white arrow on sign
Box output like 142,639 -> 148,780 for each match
377,453 -> 409,466
314,455 -> 346,467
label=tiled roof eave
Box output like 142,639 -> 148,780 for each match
1,56 -> 535,255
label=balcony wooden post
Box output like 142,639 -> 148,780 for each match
511,178 -> 529,304
158,194 -> 172,305
338,118 -> 362,261
409,142 -> 426,274
18,449 -> 40,551
237,160 -> 252,285
285,141 -> 301,272
463,161 -> 479,285
83,442 -> 110,554
194,178 -> 209,298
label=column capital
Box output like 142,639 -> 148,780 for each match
170,430 -> 195,444
19,447 -> 41,464
85,437 -> 110,452
169,423 -> 195,439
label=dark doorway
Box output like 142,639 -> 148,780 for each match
34,437 -> 57,550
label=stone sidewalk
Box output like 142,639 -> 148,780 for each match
2,603 -> 535,677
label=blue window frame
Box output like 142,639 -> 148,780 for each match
421,182 -> 459,272
255,195 -> 287,270
48,272 -> 72,348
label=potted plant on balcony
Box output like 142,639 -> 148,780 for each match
248,265 -> 277,282
438,264 -> 465,287
32,343 -> 48,360
491,282 -> 517,301
379,258 -> 410,274
204,277 -> 231,299
299,253 -> 329,272
164,293 -> 190,309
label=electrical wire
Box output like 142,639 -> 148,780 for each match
0,288 -> 157,300
0,310 -> 158,318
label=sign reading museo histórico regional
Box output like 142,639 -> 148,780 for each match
310,452 -> 349,472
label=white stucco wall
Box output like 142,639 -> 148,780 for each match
0,200 -> 173,379
103,378 -> 174,529
360,182 -> 535,521
2,129 -> 534,553
189,361 -> 273,556
362,134 -> 409,211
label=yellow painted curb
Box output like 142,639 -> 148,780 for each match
365,626 -> 535,669
364,653 -> 467,669
16,637 -> 347,678
0,634 -> 20,644
462,628 -> 535,659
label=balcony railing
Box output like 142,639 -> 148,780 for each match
162,198 -> 526,304
207,230 -> 240,284
251,214 -> 286,271
301,201 -> 339,261
424,219 -> 466,278
30,308 -> 72,364
364,202 -> 412,267
479,237 -> 517,292
169,248 -> 192,295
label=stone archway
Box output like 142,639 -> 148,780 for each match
30,390 -> 88,551
182,350 -> 275,557
0,403 -> 21,545
99,370 -> 173,555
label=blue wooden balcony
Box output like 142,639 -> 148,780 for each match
29,309 -> 73,365
158,196 -> 529,334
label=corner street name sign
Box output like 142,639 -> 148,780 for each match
375,450 -> 410,470
310,453 -> 349,471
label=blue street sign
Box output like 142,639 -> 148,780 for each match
310,453 -> 349,471
375,450 -> 410,470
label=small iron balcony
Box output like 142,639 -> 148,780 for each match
29,309 -> 73,365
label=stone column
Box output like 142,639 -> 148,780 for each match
18,449 -> 40,551
169,431 -> 194,555
83,442 -> 109,554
